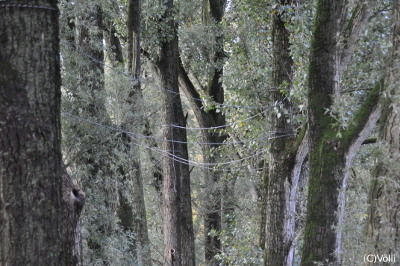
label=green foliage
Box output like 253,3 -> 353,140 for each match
341,143 -> 377,265
58,0 -> 397,264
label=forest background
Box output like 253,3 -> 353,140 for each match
0,0 -> 399,265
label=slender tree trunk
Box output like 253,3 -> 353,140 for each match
63,169 -> 85,266
366,0 -> 400,257
104,23 -> 124,67
179,119 -> 196,266
203,1 -> 228,262
68,3 -> 118,263
301,1 -> 379,265
259,165 -> 269,250
122,1 -> 152,264
0,2 -> 65,264
178,56 -> 227,264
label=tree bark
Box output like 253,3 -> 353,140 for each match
63,169 -> 85,266
141,15 -> 196,266
67,3 -> 117,263
0,2 -> 65,264
157,0 -> 193,265
301,1 -> 379,265
122,1 -> 152,264
178,1 -> 228,263
366,0 -> 400,257
264,2 -> 308,265
259,164 -> 269,251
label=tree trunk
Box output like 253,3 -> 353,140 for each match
141,16 -> 196,266
366,0 -> 400,257
63,169 -> 85,266
67,3 -> 118,263
179,116 -> 196,266
203,0 -> 227,255
122,1 -> 152,264
158,0 -> 193,265
301,1 -> 379,265
145,1 -> 228,263
0,2 -> 64,264
178,56 -> 227,264
259,165 -> 269,250
264,2 -> 308,265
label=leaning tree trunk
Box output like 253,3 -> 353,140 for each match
366,0 -> 400,258
301,1 -> 379,265
0,2 -> 65,265
147,1 -> 228,263
178,1 -> 228,263
178,56 -> 227,265
264,2 -> 308,265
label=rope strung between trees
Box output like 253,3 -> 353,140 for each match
0,0 -> 57,11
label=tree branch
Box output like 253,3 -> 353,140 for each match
343,78 -> 383,154
178,57 -> 218,129
362,137 -> 377,145
339,1 -> 374,73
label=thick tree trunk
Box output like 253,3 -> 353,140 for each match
141,18 -> 196,266
0,2 -> 65,264
158,0 -> 193,265
301,1 -> 379,265
162,1 -> 227,263
264,3 -> 308,265
366,0 -> 400,257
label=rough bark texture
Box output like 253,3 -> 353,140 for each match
366,0 -> 400,257
158,0 -> 192,265
140,12 -> 196,266
127,0 -> 141,77
259,164 -> 268,251
203,1 -> 227,260
0,2 -> 64,264
63,169 -> 85,266
263,2 -> 308,265
70,4 -> 117,263
179,116 -> 196,266
301,1 -> 379,265
120,1 -> 152,265
265,2 -> 298,265
178,1 -> 227,263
